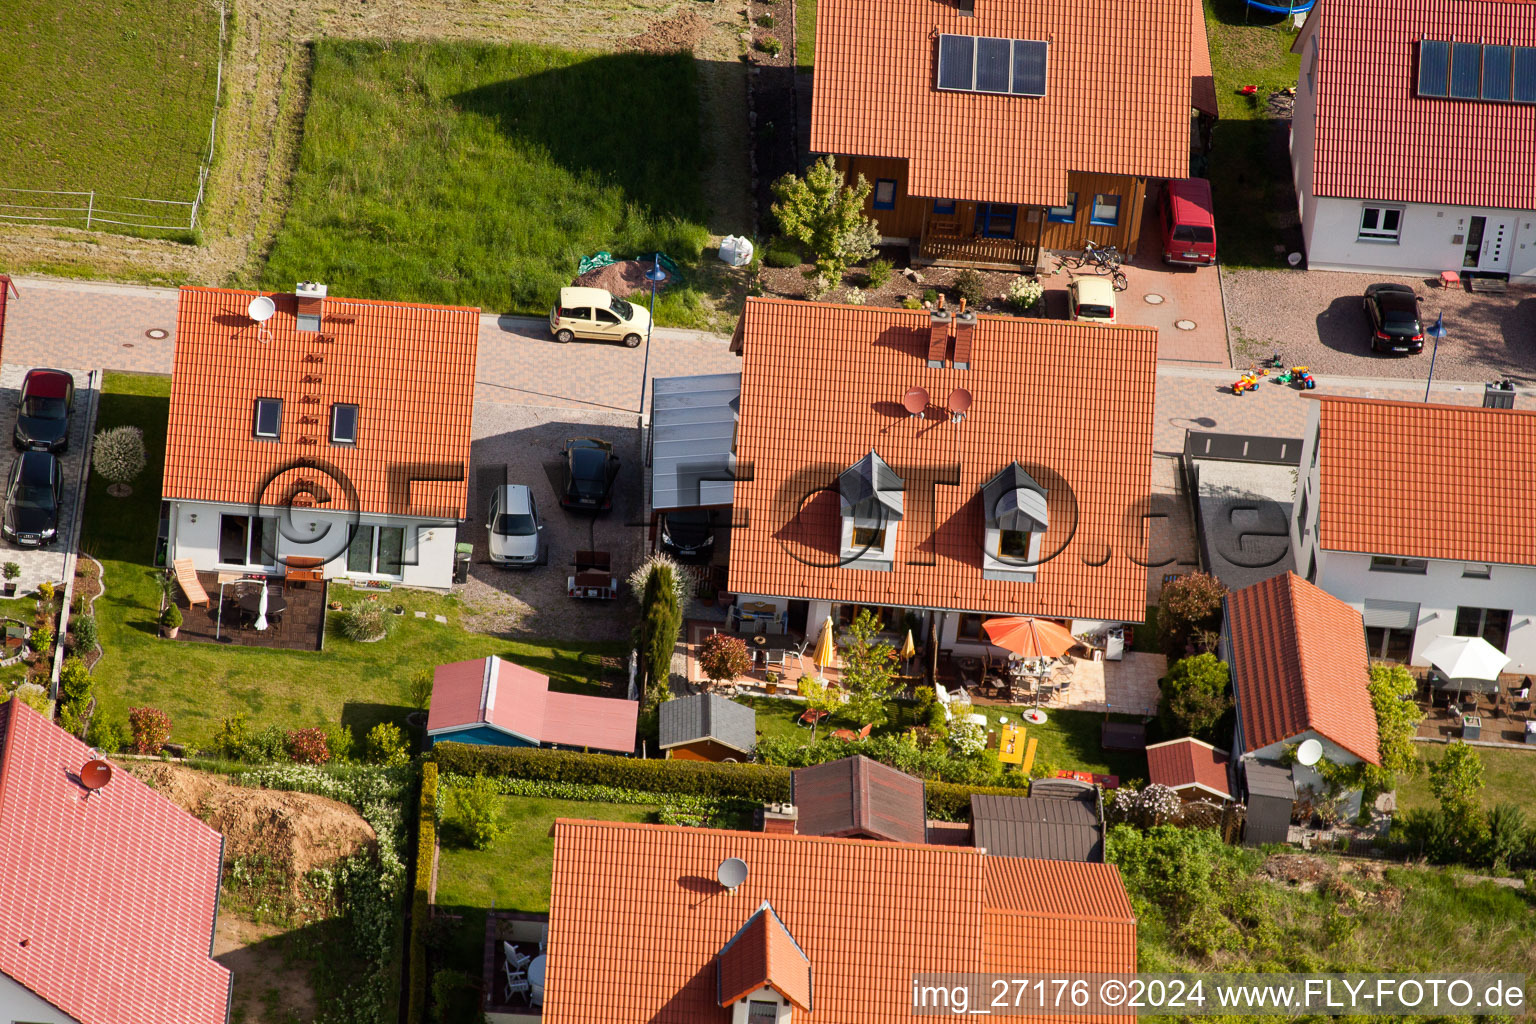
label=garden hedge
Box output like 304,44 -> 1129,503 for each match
406,762 -> 438,1024
924,780 -> 1037,821
429,743 -> 793,802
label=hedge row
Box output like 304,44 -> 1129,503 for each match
406,762 -> 439,1024
925,780 -> 1039,822
429,743 -> 792,802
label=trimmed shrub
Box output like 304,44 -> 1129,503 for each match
866,258 -> 894,289
368,722 -> 410,766
70,614 -> 99,654
430,742 -> 792,802
128,706 -> 172,754
93,425 -> 147,486
953,268 -> 986,306
287,727 -> 331,765
699,633 -> 752,686
407,762 -> 439,1024
926,781 -> 1039,821
161,604 -> 182,630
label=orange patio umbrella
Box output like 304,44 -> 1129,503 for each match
981,616 -> 1076,658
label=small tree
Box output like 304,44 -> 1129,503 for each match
769,156 -> 881,284
1428,741 -> 1487,855
839,610 -> 899,728
1158,653 -> 1232,741
366,721 -> 409,765
444,775 -> 506,849
1158,571 -> 1228,658
408,669 -> 434,711
632,556 -> 685,708
699,634 -> 751,689
796,673 -> 844,741
128,706 -> 172,754
93,425 -> 146,497
1366,664 -> 1424,790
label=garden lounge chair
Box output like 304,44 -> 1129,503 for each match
798,707 -> 830,728
172,559 -> 209,609
831,723 -> 873,742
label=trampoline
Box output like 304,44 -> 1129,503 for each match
1245,0 -> 1314,21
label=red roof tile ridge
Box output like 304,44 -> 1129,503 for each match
549,816 -> 984,855
1315,393 -> 1536,418
1145,735 -> 1227,754
179,284 -> 482,315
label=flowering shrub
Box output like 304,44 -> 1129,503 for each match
1004,275 -> 1044,313
93,425 -> 147,485
1107,783 -> 1183,828
5,682 -> 50,714
128,706 -> 172,754
287,727 -> 331,765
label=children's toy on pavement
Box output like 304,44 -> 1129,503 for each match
1231,368 -> 1266,395
1271,365 -> 1316,389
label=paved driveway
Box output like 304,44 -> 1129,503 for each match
0,365 -> 95,591
1224,269 -> 1536,381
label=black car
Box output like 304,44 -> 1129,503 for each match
3,451 -> 63,547
13,368 -> 75,452
559,438 -> 618,511
1363,284 -> 1425,353
659,508 -> 718,559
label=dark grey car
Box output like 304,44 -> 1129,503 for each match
1363,284 -> 1425,353
3,451 -> 63,547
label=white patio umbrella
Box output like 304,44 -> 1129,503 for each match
254,583 -> 270,632
1422,634 -> 1508,697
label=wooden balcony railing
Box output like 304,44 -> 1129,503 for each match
918,231 -> 1039,268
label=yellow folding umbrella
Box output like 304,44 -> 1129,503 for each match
813,619 -> 836,676
900,629 -> 917,660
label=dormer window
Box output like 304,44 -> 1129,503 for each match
838,450 -> 903,571
748,1001 -> 779,1024
982,461 -> 1047,581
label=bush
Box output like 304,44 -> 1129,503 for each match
92,425 -> 147,486
1004,275 -> 1044,313
902,297 -> 923,309
756,34 -> 783,56
325,722 -> 357,764
367,722 -> 410,766
1158,571 -> 1227,658
755,13 -> 774,26
699,633 -> 752,686
70,614 -> 99,654
287,728 -> 331,765
339,600 -> 392,642
242,724 -> 290,763
953,268 -> 986,306
7,683 -> 50,714
86,711 -> 126,754
771,156 -> 879,283
2,562 -> 17,582
1159,653 -> 1232,741
408,763 -> 439,1024
866,258 -> 893,289
408,670 -> 433,711
763,240 -> 801,268
58,656 -> 91,708
161,604 -> 182,630
843,287 -> 865,305
922,288 -> 939,305
430,742 -> 792,801
443,774 -> 506,849
215,713 -> 250,760
128,706 -> 172,754
30,624 -> 53,657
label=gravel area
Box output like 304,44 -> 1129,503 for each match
1223,268 -> 1536,382
455,401 -> 647,644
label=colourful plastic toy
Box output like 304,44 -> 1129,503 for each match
1231,370 -> 1264,395
1272,365 -> 1316,389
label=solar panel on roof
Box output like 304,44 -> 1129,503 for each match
937,35 -> 974,91
1514,47 -> 1536,102
1449,41 -> 1481,98
1417,40 -> 1450,97
1011,39 -> 1048,96
1482,44 -> 1512,101
975,37 -> 1011,93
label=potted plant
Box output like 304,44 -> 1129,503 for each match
764,672 -> 779,696
160,604 -> 182,639
2,563 -> 18,597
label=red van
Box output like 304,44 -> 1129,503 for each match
1160,178 -> 1217,266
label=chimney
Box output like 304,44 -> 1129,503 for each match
759,801 -> 799,834
927,301 -> 952,368
295,281 -> 327,332
953,298 -> 976,370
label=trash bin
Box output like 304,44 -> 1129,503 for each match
453,542 -> 473,584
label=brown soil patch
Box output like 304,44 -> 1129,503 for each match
1260,853 -> 1387,893
759,257 -> 1027,313
126,762 -> 376,890
625,11 -> 709,53
215,912 -> 318,1024
572,259 -> 675,298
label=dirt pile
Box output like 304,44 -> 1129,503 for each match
625,11 -> 709,53
1261,853 -> 1387,892
572,258 -> 673,298
128,762 -> 376,888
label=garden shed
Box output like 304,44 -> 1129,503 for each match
426,655 -> 638,755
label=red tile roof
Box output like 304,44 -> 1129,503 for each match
1302,0 -> 1536,207
1225,572 -> 1380,765
716,904 -> 813,1010
1191,0 -> 1218,117
166,286 -> 479,519
428,656 -> 637,753
544,820 -> 1135,1024
0,701 -> 230,1024
810,0 -> 1192,205
1145,738 -> 1231,799
1314,397 -> 1536,565
727,298 -> 1157,623
791,755 -> 927,843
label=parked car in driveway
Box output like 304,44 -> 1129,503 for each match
487,483 -> 545,566
13,369 -> 75,453
659,508 -> 718,560
3,451 -> 62,547
559,438 -> 618,512
1068,277 -> 1117,323
549,287 -> 650,348
1363,283 -> 1425,353
1158,178 -> 1217,266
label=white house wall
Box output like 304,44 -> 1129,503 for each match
0,973 -> 82,1024
169,500 -> 459,590
1303,198 -> 1536,278
1291,30 -> 1320,240
1246,730 -> 1366,821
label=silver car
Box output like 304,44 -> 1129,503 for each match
487,484 -> 544,566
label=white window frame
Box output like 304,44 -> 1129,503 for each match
330,402 -> 359,445
1462,562 -> 1493,579
839,515 -> 898,566
253,398 -> 282,439
1357,205 -> 1403,243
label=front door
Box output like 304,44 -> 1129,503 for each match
1463,215 -> 1515,272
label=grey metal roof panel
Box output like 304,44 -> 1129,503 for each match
970,793 -> 1102,862
838,450 -> 904,525
1243,760 -> 1296,799
650,373 -> 742,511
982,461 -> 1049,532
657,694 -> 757,753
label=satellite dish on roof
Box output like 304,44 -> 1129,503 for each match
1296,739 -> 1323,767
903,386 -> 930,417
717,857 -> 749,892
80,759 -> 113,791
247,295 -> 276,323
947,388 -> 972,424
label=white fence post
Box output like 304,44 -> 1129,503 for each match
84,191 -> 94,231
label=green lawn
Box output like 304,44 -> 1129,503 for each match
1204,0 -> 1304,268
259,39 -> 733,329
795,0 -> 816,70
0,0 -> 222,226
1394,745 -> 1536,814
82,373 -> 624,750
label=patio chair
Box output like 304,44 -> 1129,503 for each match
797,707 -> 829,728
503,941 -> 532,971
506,976 -> 532,1002
172,559 -> 210,609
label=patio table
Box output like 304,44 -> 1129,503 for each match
528,954 -> 546,1005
